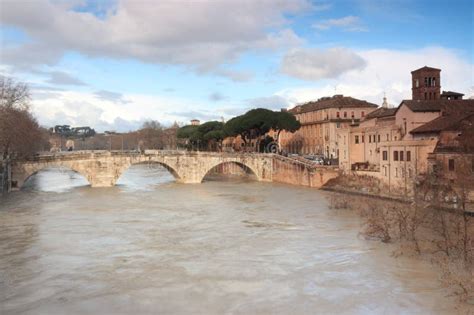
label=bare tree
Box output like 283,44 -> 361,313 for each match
0,76 -> 46,159
0,76 -> 30,110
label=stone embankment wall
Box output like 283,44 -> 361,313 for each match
0,160 -> 11,195
271,156 -> 339,188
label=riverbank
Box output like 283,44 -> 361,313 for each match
323,173 -> 474,214
323,190 -> 474,312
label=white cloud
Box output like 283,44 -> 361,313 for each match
313,16 -> 367,32
246,95 -> 293,110
29,89 -> 239,132
47,71 -> 86,86
280,47 -> 367,81
1,0 -> 309,77
278,46 -> 474,107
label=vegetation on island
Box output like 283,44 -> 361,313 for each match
177,108 -> 300,152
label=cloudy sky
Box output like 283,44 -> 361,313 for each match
1,0 -> 473,132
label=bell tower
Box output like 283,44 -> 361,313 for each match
411,66 -> 441,100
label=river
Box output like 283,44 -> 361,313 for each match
0,165 -> 458,314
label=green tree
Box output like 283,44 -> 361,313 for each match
272,111 -> 301,142
177,121 -> 225,151
224,108 -> 300,152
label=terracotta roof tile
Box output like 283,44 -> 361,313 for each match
411,66 -> 441,73
399,99 -> 474,113
289,95 -> 378,114
411,112 -> 474,134
363,107 -> 397,119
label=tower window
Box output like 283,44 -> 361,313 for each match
415,79 -> 419,87
448,159 -> 455,171
432,77 -> 436,87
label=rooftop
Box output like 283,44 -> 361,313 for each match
411,66 -> 441,73
411,111 -> 474,134
441,91 -> 464,97
399,99 -> 474,113
289,95 -> 378,114
363,107 -> 397,120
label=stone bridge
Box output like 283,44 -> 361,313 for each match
10,150 -> 339,189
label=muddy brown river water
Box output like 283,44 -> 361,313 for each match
0,165 -> 460,314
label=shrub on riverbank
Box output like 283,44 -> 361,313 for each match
327,192 -> 474,305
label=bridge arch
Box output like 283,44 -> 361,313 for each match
200,160 -> 260,183
116,160 -> 182,183
19,164 -> 92,189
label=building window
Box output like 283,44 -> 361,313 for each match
362,135 -> 365,143
406,151 -> 411,161
355,135 -> 359,144
432,77 -> 436,87
384,166 -> 387,176
336,112 -> 340,118
369,135 -> 372,143
415,79 -> 419,87
336,122 -> 340,128
382,151 -> 388,160
361,111 -> 365,117
344,112 -> 347,118
351,111 -> 354,118
394,151 -> 399,161
448,159 -> 455,171
395,167 -> 398,177
424,92 -> 427,100
378,135 -> 381,142
400,151 -> 404,161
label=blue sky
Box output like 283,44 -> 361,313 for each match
1,0 -> 473,131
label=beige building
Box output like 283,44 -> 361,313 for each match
337,97 -> 398,171
279,95 -> 378,158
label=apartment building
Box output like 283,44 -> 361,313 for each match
279,95 -> 378,158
